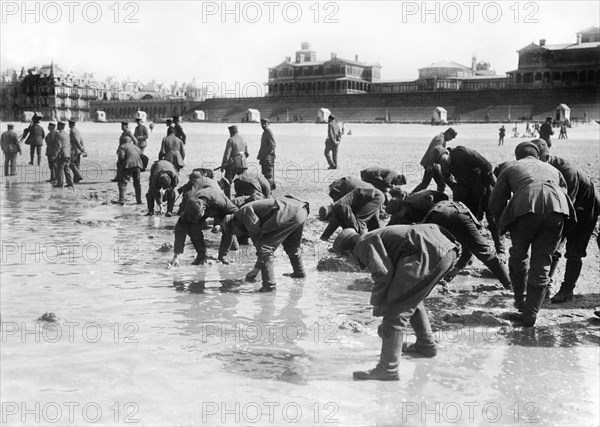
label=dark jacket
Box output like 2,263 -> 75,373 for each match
117,141 -> 143,170
148,160 -> 179,204
257,128 -> 276,160
233,171 -> 271,199
539,122 -> 554,146
174,123 -> 186,144
70,127 -> 86,156
355,225 -> 460,306
386,190 -> 449,224
360,167 -> 407,192
329,176 -> 374,201
326,120 -> 342,145
159,134 -> 185,169
45,130 -> 60,157
222,133 -> 249,171
56,130 -> 71,159
1,130 -> 21,154
180,187 -> 237,220
443,146 -> 495,188
24,124 -> 45,146
134,124 -> 149,149
420,133 -> 446,168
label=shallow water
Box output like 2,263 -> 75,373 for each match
1,122 -> 599,425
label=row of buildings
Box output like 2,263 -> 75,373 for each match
1,27 -> 598,122
267,27 -> 600,96
0,64 -> 206,122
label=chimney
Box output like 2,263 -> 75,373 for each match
539,39 -> 546,46
331,52 -> 337,59
355,54 -> 359,62
472,54 -> 477,72
285,56 -> 291,62
576,33 -> 582,44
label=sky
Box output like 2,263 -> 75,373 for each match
1,0 -> 598,96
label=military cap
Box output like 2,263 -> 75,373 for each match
120,121 -> 129,126
7,124 -> 14,129
172,115 -> 180,120
333,228 -> 360,254
68,118 -> 76,124
228,125 -> 238,133
135,117 -> 142,121
57,121 -> 66,128
444,127 -> 458,138
32,115 -> 41,122
260,118 -> 269,124
319,205 -> 332,221
48,122 -> 56,127
546,117 -> 553,121
165,118 -> 173,124
328,114 -> 335,120
530,139 -> 549,161
514,141 -> 539,160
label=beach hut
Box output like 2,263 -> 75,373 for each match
194,110 -> 206,121
136,110 -> 148,122
318,108 -> 332,123
246,109 -> 260,123
555,104 -> 570,122
96,111 -> 107,122
432,107 -> 447,124
22,111 -> 36,122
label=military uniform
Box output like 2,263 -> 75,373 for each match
539,120 -> 554,147
360,167 -> 407,194
44,126 -> 60,181
159,133 -> 185,170
546,156 -> 600,302
54,126 -> 74,187
226,197 -> 309,291
324,117 -> 342,169
352,225 -> 460,380
134,122 -> 149,152
116,138 -> 143,204
320,187 -> 384,241
328,176 -> 374,202
1,127 -> 21,176
231,170 -> 271,207
386,190 -> 448,225
24,122 -> 45,166
174,187 -> 238,264
490,152 -> 573,326
257,122 -> 276,189
411,133 -> 448,193
173,122 -> 186,144
146,160 -> 179,215
69,125 -> 86,182
423,200 -> 510,288
221,127 -> 249,189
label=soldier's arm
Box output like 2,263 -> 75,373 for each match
356,234 -> 395,307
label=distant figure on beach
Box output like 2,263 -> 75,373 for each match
23,114 -> 44,166
525,121 -> 533,137
324,114 -> 342,169
54,121 -> 74,189
498,125 -> 506,145
113,122 -> 138,182
68,119 -> 86,184
512,124 -> 519,138
220,125 -> 249,197
411,127 -> 457,194
332,224 -> 460,381
257,118 -> 276,190
173,115 -> 186,145
159,127 -> 185,172
45,122 -> 59,182
134,117 -> 149,153
539,117 -> 554,147
559,122 -> 568,139
1,124 -> 21,176
114,135 -> 143,205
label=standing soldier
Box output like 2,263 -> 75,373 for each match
173,116 -> 186,144
68,119 -> 86,183
114,135 -> 143,205
1,124 -> 21,176
538,117 -> 554,147
489,142 -> 573,326
319,187 -> 384,241
24,114 -> 45,166
44,122 -> 59,182
54,121 -> 74,189
222,196 -> 309,292
165,118 -> 174,135
531,139 -> 600,303
411,127 -> 457,194
159,127 -> 185,171
498,125 -> 506,145
257,118 -> 276,189
145,160 -> 179,217
324,114 -> 342,169
112,121 -> 139,182
332,224 -> 460,381
220,125 -> 249,197
134,117 -> 149,152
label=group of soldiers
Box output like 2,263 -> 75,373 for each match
1,115 -> 86,185
2,115 -> 599,382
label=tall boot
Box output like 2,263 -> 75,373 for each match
145,193 -> 155,215
509,261 -> 527,312
134,182 -> 142,204
520,284 -> 547,327
551,257 -> 581,303
405,305 -> 437,357
287,254 -> 306,278
37,151 -> 42,166
353,326 -> 401,381
218,233 -> 235,264
548,251 -> 561,279
191,239 -> 207,265
115,185 -> 126,205
258,254 -> 276,292
484,256 -> 512,290
166,189 -> 176,214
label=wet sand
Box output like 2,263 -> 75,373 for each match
1,122 -> 599,426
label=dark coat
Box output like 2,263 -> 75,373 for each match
134,124 -> 149,149
159,134 -> 185,169
45,130 -> 60,157
257,128 -> 276,160
360,167 -> 407,192
419,134 -> 446,168
24,124 -> 45,146
1,130 -> 21,154
222,133 -> 249,171
70,127 -> 85,156
329,176 -> 374,201
117,141 -> 143,170
149,160 -> 179,202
